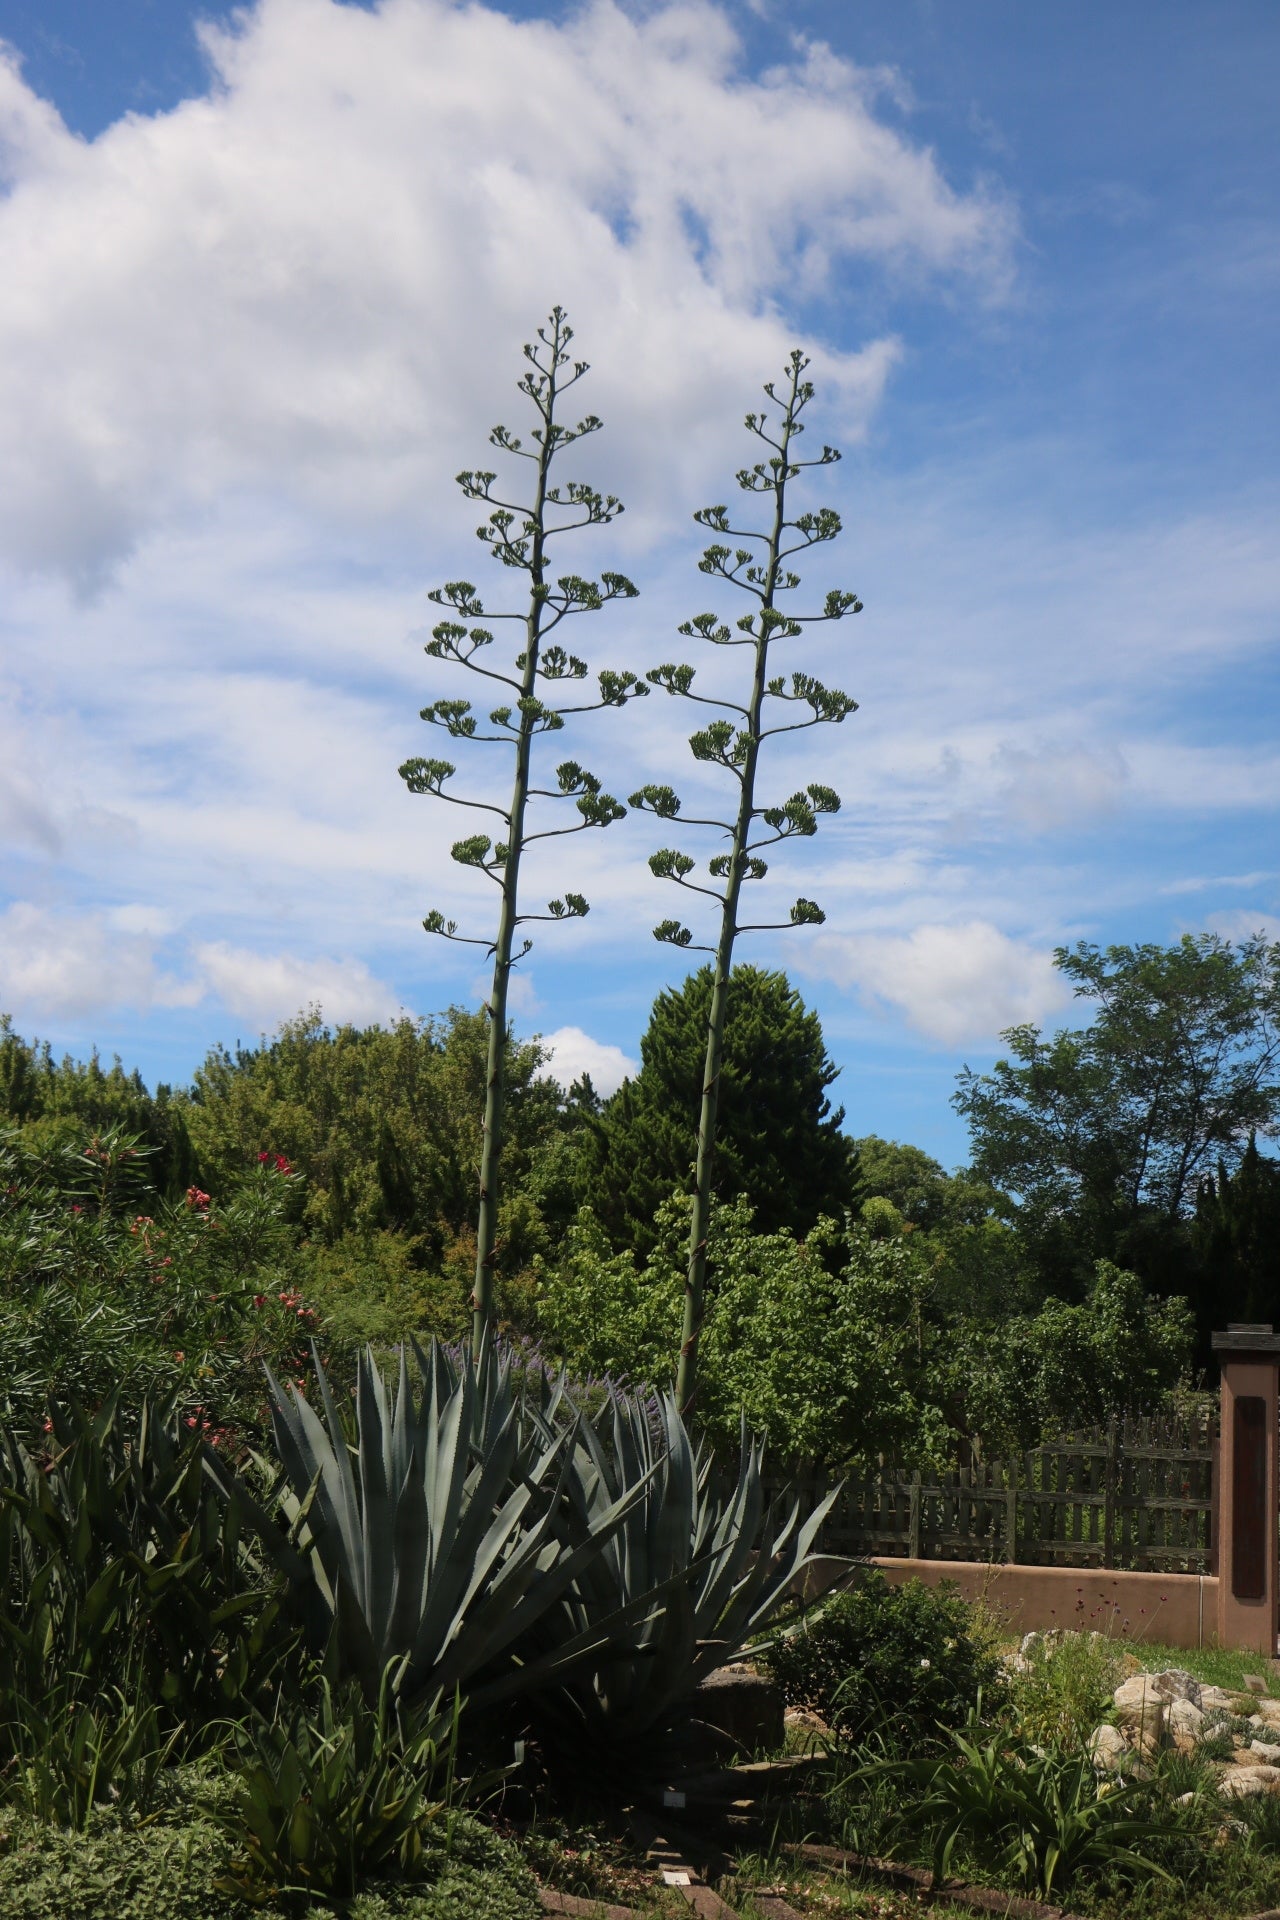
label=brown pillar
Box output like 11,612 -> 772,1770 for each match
1213,1323 -> 1280,1656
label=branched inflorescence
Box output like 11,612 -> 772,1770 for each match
629,351 -> 861,1408
399,309 -> 647,1344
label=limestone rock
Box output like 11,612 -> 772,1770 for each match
1251,1697 -> 1280,1728
1200,1685 -> 1239,1712
1089,1723 -> 1127,1772
1113,1675 -> 1166,1754
783,1705 -> 832,1746
1147,1668 -> 1202,1708
1167,1698 -> 1205,1750
1251,1739 -> 1280,1765
1218,1764 -> 1280,1798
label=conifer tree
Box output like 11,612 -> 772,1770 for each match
399,310 -> 647,1347
630,352 -> 860,1410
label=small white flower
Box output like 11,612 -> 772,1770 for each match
919,1657 -> 931,1670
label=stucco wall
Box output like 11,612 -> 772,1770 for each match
804,1555 -> 1220,1648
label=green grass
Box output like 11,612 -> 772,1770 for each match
1117,1639 -> 1280,1695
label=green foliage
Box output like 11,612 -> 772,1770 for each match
764,1572 -> 1003,1754
958,1260 -> 1194,1448
539,1195 -> 946,1464
0,1127 -> 319,1436
296,1231 -> 468,1352
578,967 -> 854,1254
0,1394 -> 291,1746
0,1689 -> 180,1831
534,1206 -> 682,1390
858,1721 -> 1174,1899
1007,1630 -> 1125,1751
954,932 -> 1280,1303
0,1015 -> 197,1200
186,1008 -> 570,1259
216,1671 -> 462,1905
1191,1133 -> 1280,1331
0,1796 -> 537,1920
853,1135 -> 1032,1322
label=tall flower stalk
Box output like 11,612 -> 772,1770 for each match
631,352 -> 861,1411
400,310 -> 647,1348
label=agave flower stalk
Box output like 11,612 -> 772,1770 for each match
399,309 -> 648,1349
630,353 -> 861,1412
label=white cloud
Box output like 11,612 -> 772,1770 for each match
1161,871 -> 1275,896
1199,910 -> 1280,946
994,741 -> 1128,832
0,901 -> 402,1031
536,1024 -> 637,1096
0,0 -> 1013,583
190,941 -> 403,1032
806,920 -> 1070,1045
0,902 -> 198,1019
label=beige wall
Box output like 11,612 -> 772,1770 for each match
802,1556 -> 1221,1649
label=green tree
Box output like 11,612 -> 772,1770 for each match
398,309 -> 647,1346
629,353 -> 861,1408
0,1015 -> 196,1198
537,1194 -> 945,1465
953,933 -> 1280,1300
578,965 -> 854,1253
1191,1133 -> 1280,1330
185,1006 -> 569,1265
957,1262 -> 1194,1449
852,1134 -> 1031,1321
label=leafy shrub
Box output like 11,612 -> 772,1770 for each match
0,1798 -> 537,1920
295,1231 -> 467,1351
854,1719 -> 1175,1899
1007,1630 -> 1125,1749
0,1688 -> 179,1830
0,1393 -> 292,1743
763,1571 -> 1003,1752
0,1128 -> 319,1439
215,1673 -> 463,1904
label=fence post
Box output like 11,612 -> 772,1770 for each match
909,1469 -> 922,1561
1103,1414 -> 1118,1569
1002,1452 -> 1017,1564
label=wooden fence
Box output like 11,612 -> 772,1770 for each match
772,1412 -> 1219,1575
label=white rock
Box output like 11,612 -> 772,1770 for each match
1147,1668 -> 1203,1708
1251,1740 -> 1280,1764
1200,1686 -> 1239,1712
1113,1675 -> 1167,1754
1218,1765 -> 1280,1798
1089,1724 -> 1127,1772
1251,1697 -> 1280,1727
1168,1698 -> 1205,1749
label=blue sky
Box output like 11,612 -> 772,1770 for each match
0,0 -> 1276,1167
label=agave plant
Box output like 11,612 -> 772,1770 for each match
207,1338 -> 653,1707
528,1387 -> 836,1748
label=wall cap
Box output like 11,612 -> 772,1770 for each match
1213,1324 -> 1280,1354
